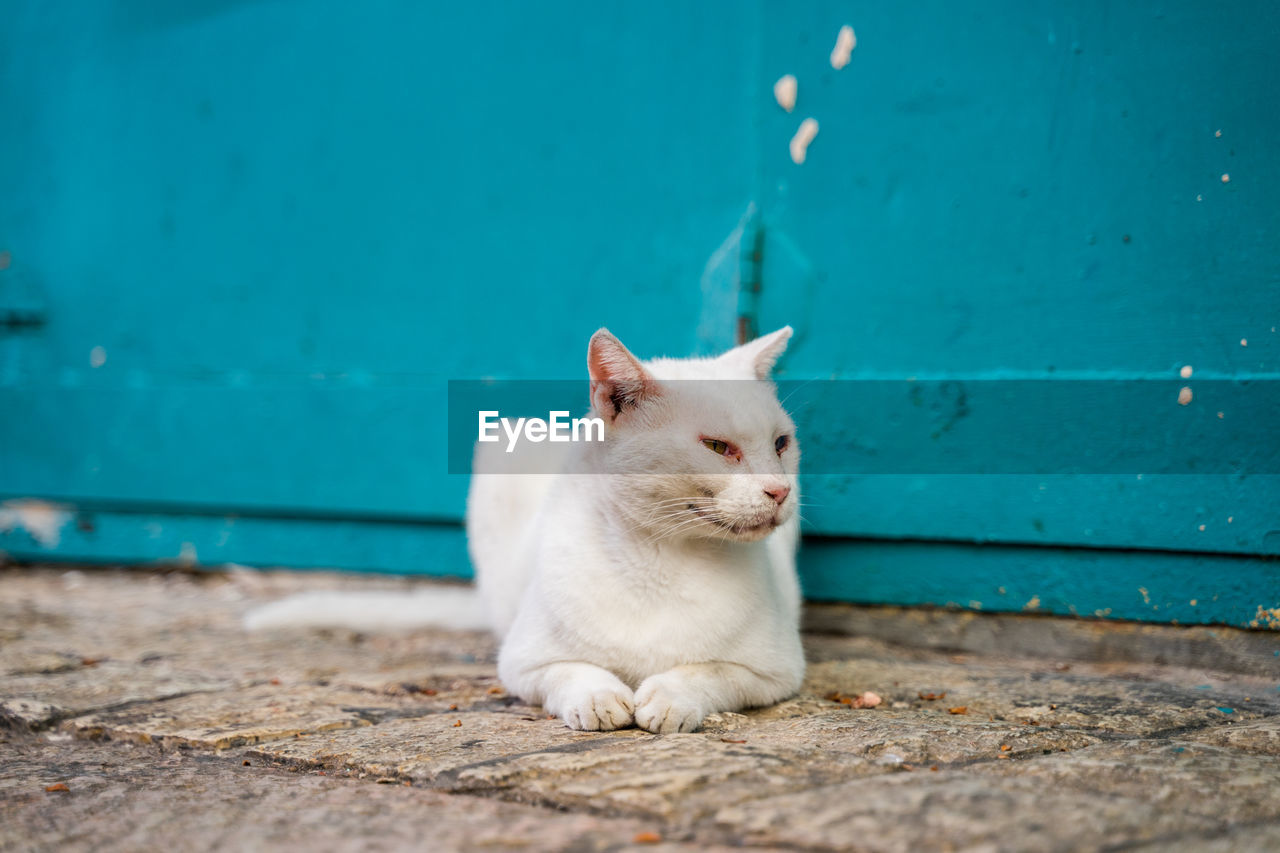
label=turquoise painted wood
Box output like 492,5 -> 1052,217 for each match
2,1 -> 1277,628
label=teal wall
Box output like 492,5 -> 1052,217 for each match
2,2 -> 1277,629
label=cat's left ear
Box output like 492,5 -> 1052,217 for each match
588,328 -> 660,423
725,326 -> 793,379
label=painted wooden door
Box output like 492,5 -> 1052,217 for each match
2,2 -> 1277,629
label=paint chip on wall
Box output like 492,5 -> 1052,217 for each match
0,499 -> 72,548
773,74 -> 797,112
830,25 -> 856,69
1179,365 -> 1192,378
790,118 -> 819,164
1178,386 -> 1192,405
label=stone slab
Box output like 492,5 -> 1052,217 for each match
3,565 -> 1279,851
0,737 -> 714,853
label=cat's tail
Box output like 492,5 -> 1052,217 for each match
243,586 -> 490,633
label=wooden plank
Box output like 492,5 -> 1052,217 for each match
753,1 -> 1280,555
798,537 -> 1280,631
0,508 -> 472,579
3,514 -> 1275,630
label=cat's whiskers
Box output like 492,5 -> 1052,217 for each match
636,504 -> 724,546
635,496 -> 716,526
778,376 -> 820,409
616,498 -> 719,545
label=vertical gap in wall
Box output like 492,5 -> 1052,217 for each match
736,219 -> 765,344
735,0 -> 767,347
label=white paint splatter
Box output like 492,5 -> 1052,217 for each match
1221,173 -> 1230,183
1180,365 -> 1192,378
773,74 -> 797,112
1196,194 -> 1202,202
830,25 -> 856,69
1240,338 -> 1248,347
1178,386 -> 1193,405
89,346 -> 106,368
0,500 -> 72,548
789,118 -> 820,164
1215,129 -> 1222,138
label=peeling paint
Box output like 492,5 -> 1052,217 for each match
773,74 -> 797,112
0,499 -> 73,548
830,24 -> 856,69
1249,605 -> 1280,629
1023,595 -> 1041,611
789,118 -> 819,164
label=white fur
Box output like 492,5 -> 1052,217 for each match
246,327 -> 806,735
243,587 -> 489,633
470,327 -> 805,733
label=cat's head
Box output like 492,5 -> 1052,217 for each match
587,327 -> 799,543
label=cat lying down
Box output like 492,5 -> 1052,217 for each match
469,327 -> 804,733
246,327 -> 804,733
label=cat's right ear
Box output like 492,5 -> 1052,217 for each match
588,329 -> 659,422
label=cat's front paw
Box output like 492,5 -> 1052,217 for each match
633,676 -> 705,734
555,686 -> 635,732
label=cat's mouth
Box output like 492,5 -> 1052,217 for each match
687,504 -> 779,537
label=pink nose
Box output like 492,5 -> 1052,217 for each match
763,485 -> 790,506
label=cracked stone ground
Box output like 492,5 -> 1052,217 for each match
2,566 -> 1278,852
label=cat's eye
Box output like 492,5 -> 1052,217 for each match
775,435 -> 790,454
701,438 -> 730,455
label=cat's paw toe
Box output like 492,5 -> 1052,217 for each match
560,689 -> 634,731
633,683 -> 704,734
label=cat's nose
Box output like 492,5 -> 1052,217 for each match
763,485 -> 790,506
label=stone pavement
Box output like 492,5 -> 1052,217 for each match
2,565 -> 1278,852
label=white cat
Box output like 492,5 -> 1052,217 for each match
469,327 -> 804,733
245,327 -> 805,734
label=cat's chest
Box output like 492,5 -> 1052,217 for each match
551,545 -> 775,671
